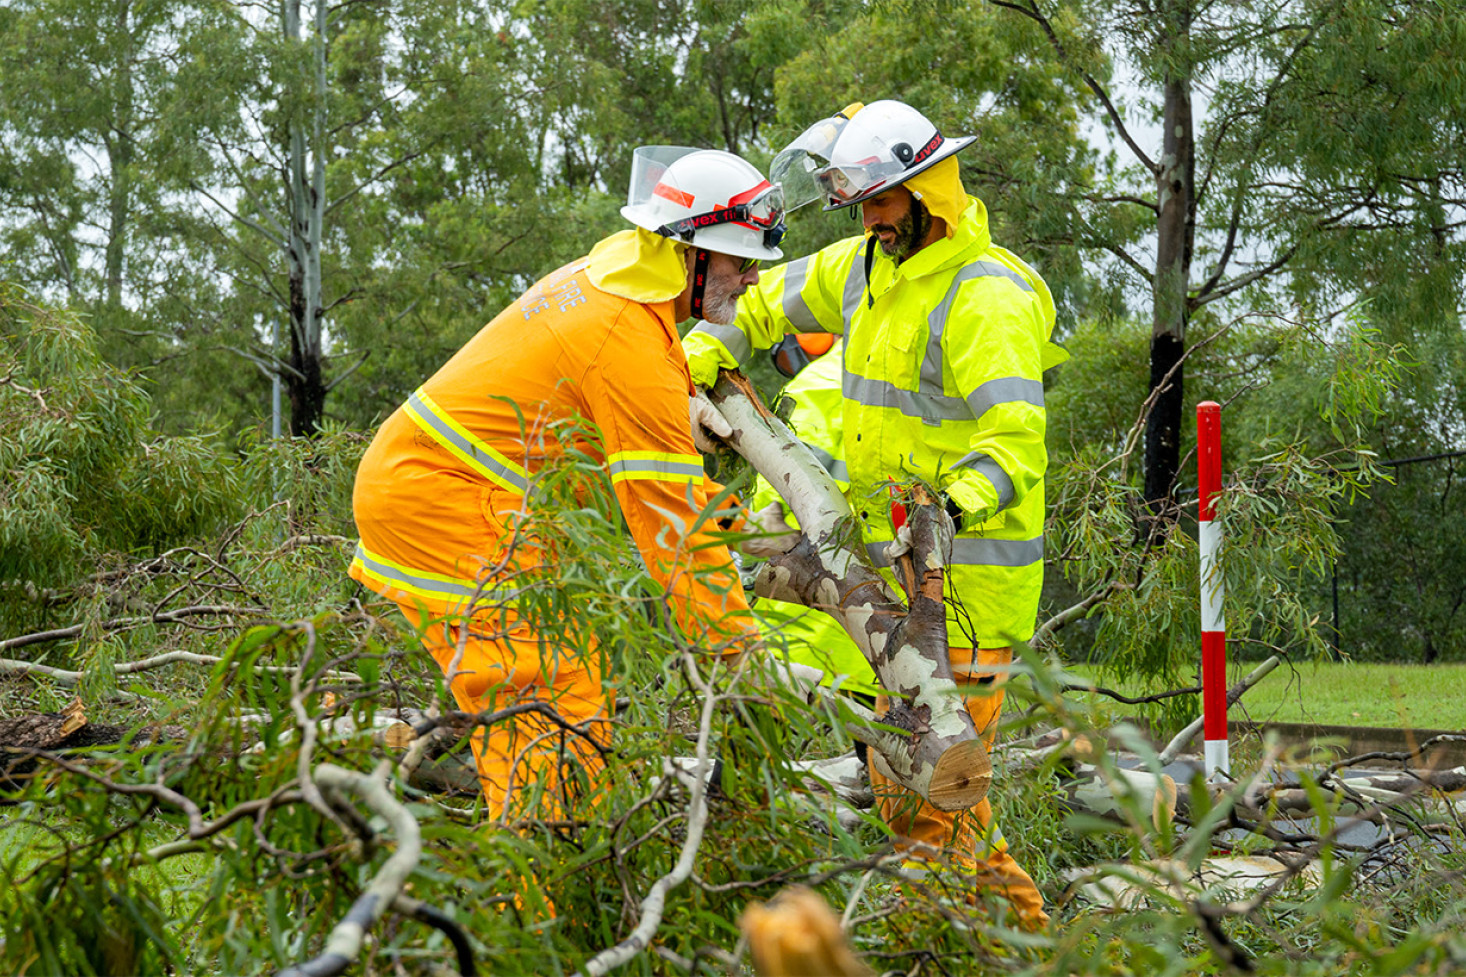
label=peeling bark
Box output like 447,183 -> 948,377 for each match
708,371 -> 988,811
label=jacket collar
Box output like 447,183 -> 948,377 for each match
880,197 -> 991,281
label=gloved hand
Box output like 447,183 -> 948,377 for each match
689,390 -> 732,453
882,507 -> 956,564
739,502 -> 801,558
882,524 -> 916,563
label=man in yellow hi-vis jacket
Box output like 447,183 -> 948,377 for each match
684,101 -> 1067,929
351,147 -> 785,820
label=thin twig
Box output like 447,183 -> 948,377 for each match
0,605 -> 265,654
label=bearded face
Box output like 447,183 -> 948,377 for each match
696,251 -> 757,325
861,187 -> 935,262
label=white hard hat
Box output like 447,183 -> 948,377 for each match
621,147 -> 786,261
770,100 -> 975,212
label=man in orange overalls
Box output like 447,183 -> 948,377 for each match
350,147 -> 786,820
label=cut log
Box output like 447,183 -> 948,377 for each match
0,698 -> 187,793
709,371 -> 987,811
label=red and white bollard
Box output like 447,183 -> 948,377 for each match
1197,401 -> 1228,779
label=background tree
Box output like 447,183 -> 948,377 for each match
0,284 -> 238,635
976,0 -> 1466,517
0,0 -> 241,379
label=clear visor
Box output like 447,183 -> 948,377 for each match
625,145 -> 699,209
816,157 -> 909,205
769,114 -> 854,212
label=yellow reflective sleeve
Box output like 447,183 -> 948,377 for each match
682,238 -> 861,388
941,278 -> 1051,523
607,450 -> 705,484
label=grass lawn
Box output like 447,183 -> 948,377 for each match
1070,660 -> 1466,731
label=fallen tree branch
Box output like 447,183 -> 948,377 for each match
274,761 -> 456,977
0,647 -> 360,687
0,604 -> 265,654
709,371 -> 987,811
1158,656 -> 1282,765
573,649 -> 721,977
1032,581 -> 1129,647
1063,681 -> 1203,706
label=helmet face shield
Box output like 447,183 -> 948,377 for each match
769,113 -> 854,213
624,145 -> 700,212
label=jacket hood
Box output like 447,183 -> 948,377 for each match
586,227 -> 689,303
903,155 -> 967,238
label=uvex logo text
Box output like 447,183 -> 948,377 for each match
910,131 -> 944,167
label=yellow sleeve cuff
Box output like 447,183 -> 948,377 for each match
947,480 -> 993,523
688,355 -> 721,389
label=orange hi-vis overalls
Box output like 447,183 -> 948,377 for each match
350,255 -> 754,820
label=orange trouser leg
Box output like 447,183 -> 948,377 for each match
868,646 -> 1050,931
403,606 -> 612,822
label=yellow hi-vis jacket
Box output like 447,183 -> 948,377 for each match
351,255 -> 754,649
748,340 -> 878,692
686,198 -> 1067,647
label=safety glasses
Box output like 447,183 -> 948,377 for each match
771,334 -> 812,379
737,255 -> 761,274
818,160 -> 900,206
656,184 -> 787,249
737,183 -> 786,230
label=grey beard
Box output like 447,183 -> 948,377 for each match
699,271 -> 743,324
699,288 -> 740,325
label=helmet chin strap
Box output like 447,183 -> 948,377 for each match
690,248 -> 711,319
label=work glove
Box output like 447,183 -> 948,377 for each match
881,507 -> 956,564
739,502 -> 801,558
689,390 -> 732,453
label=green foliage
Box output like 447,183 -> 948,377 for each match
1044,310 -> 1406,724
0,285 -> 238,591
1,412 -> 1465,974
2,1 -> 1465,971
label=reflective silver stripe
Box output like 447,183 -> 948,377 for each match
973,821 -> 1008,857
354,544 -> 512,602
866,535 -> 1042,568
921,260 -> 1036,395
840,247 -> 866,325
808,445 -> 849,483
781,257 -> 820,331
407,391 -> 529,492
950,452 -> 1016,511
607,457 -> 704,480
691,321 -> 752,365
965,377 -> 1045,420
843,371 -> 971,421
